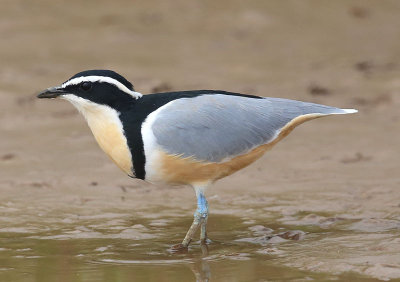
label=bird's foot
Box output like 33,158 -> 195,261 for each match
200,237 -> 212,245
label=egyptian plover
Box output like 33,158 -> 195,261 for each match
37,70 -> 357,250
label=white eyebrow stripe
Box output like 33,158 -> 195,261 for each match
61,76 -> 143,99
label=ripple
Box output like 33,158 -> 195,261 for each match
98,258 -> 193,265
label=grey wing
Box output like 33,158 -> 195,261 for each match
151,94 -> 353,162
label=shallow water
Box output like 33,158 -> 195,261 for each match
0,209 -> 394,282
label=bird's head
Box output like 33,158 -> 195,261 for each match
37,70 -> 142,111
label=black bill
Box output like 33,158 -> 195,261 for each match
37,87 -> 67,99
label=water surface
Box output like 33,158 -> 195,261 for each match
0,210 -> 393,282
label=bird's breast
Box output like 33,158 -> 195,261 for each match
81,104 -> 134,177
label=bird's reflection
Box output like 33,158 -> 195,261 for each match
189,258 -> 211,282
188,243 -> 210,282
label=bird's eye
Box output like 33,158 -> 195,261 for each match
81,81 -> 92,91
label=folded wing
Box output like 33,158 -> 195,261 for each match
151,94 -> 355,163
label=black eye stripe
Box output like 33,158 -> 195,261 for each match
81,81 -> 92,91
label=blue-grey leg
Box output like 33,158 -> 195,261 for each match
181,186 -> 209,248
198,190 -> 209,243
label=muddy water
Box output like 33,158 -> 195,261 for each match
0,189 -> 397,282
0,213 -> 386,282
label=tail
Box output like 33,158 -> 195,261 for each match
336,108 -> 358,114
264,97 -> 358,116
263,98 -> 358,141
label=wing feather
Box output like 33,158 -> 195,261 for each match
151,94 -> 352,162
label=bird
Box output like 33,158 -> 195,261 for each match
37,69 -> 357,250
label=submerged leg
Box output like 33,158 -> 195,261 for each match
181,186 -> 209,248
